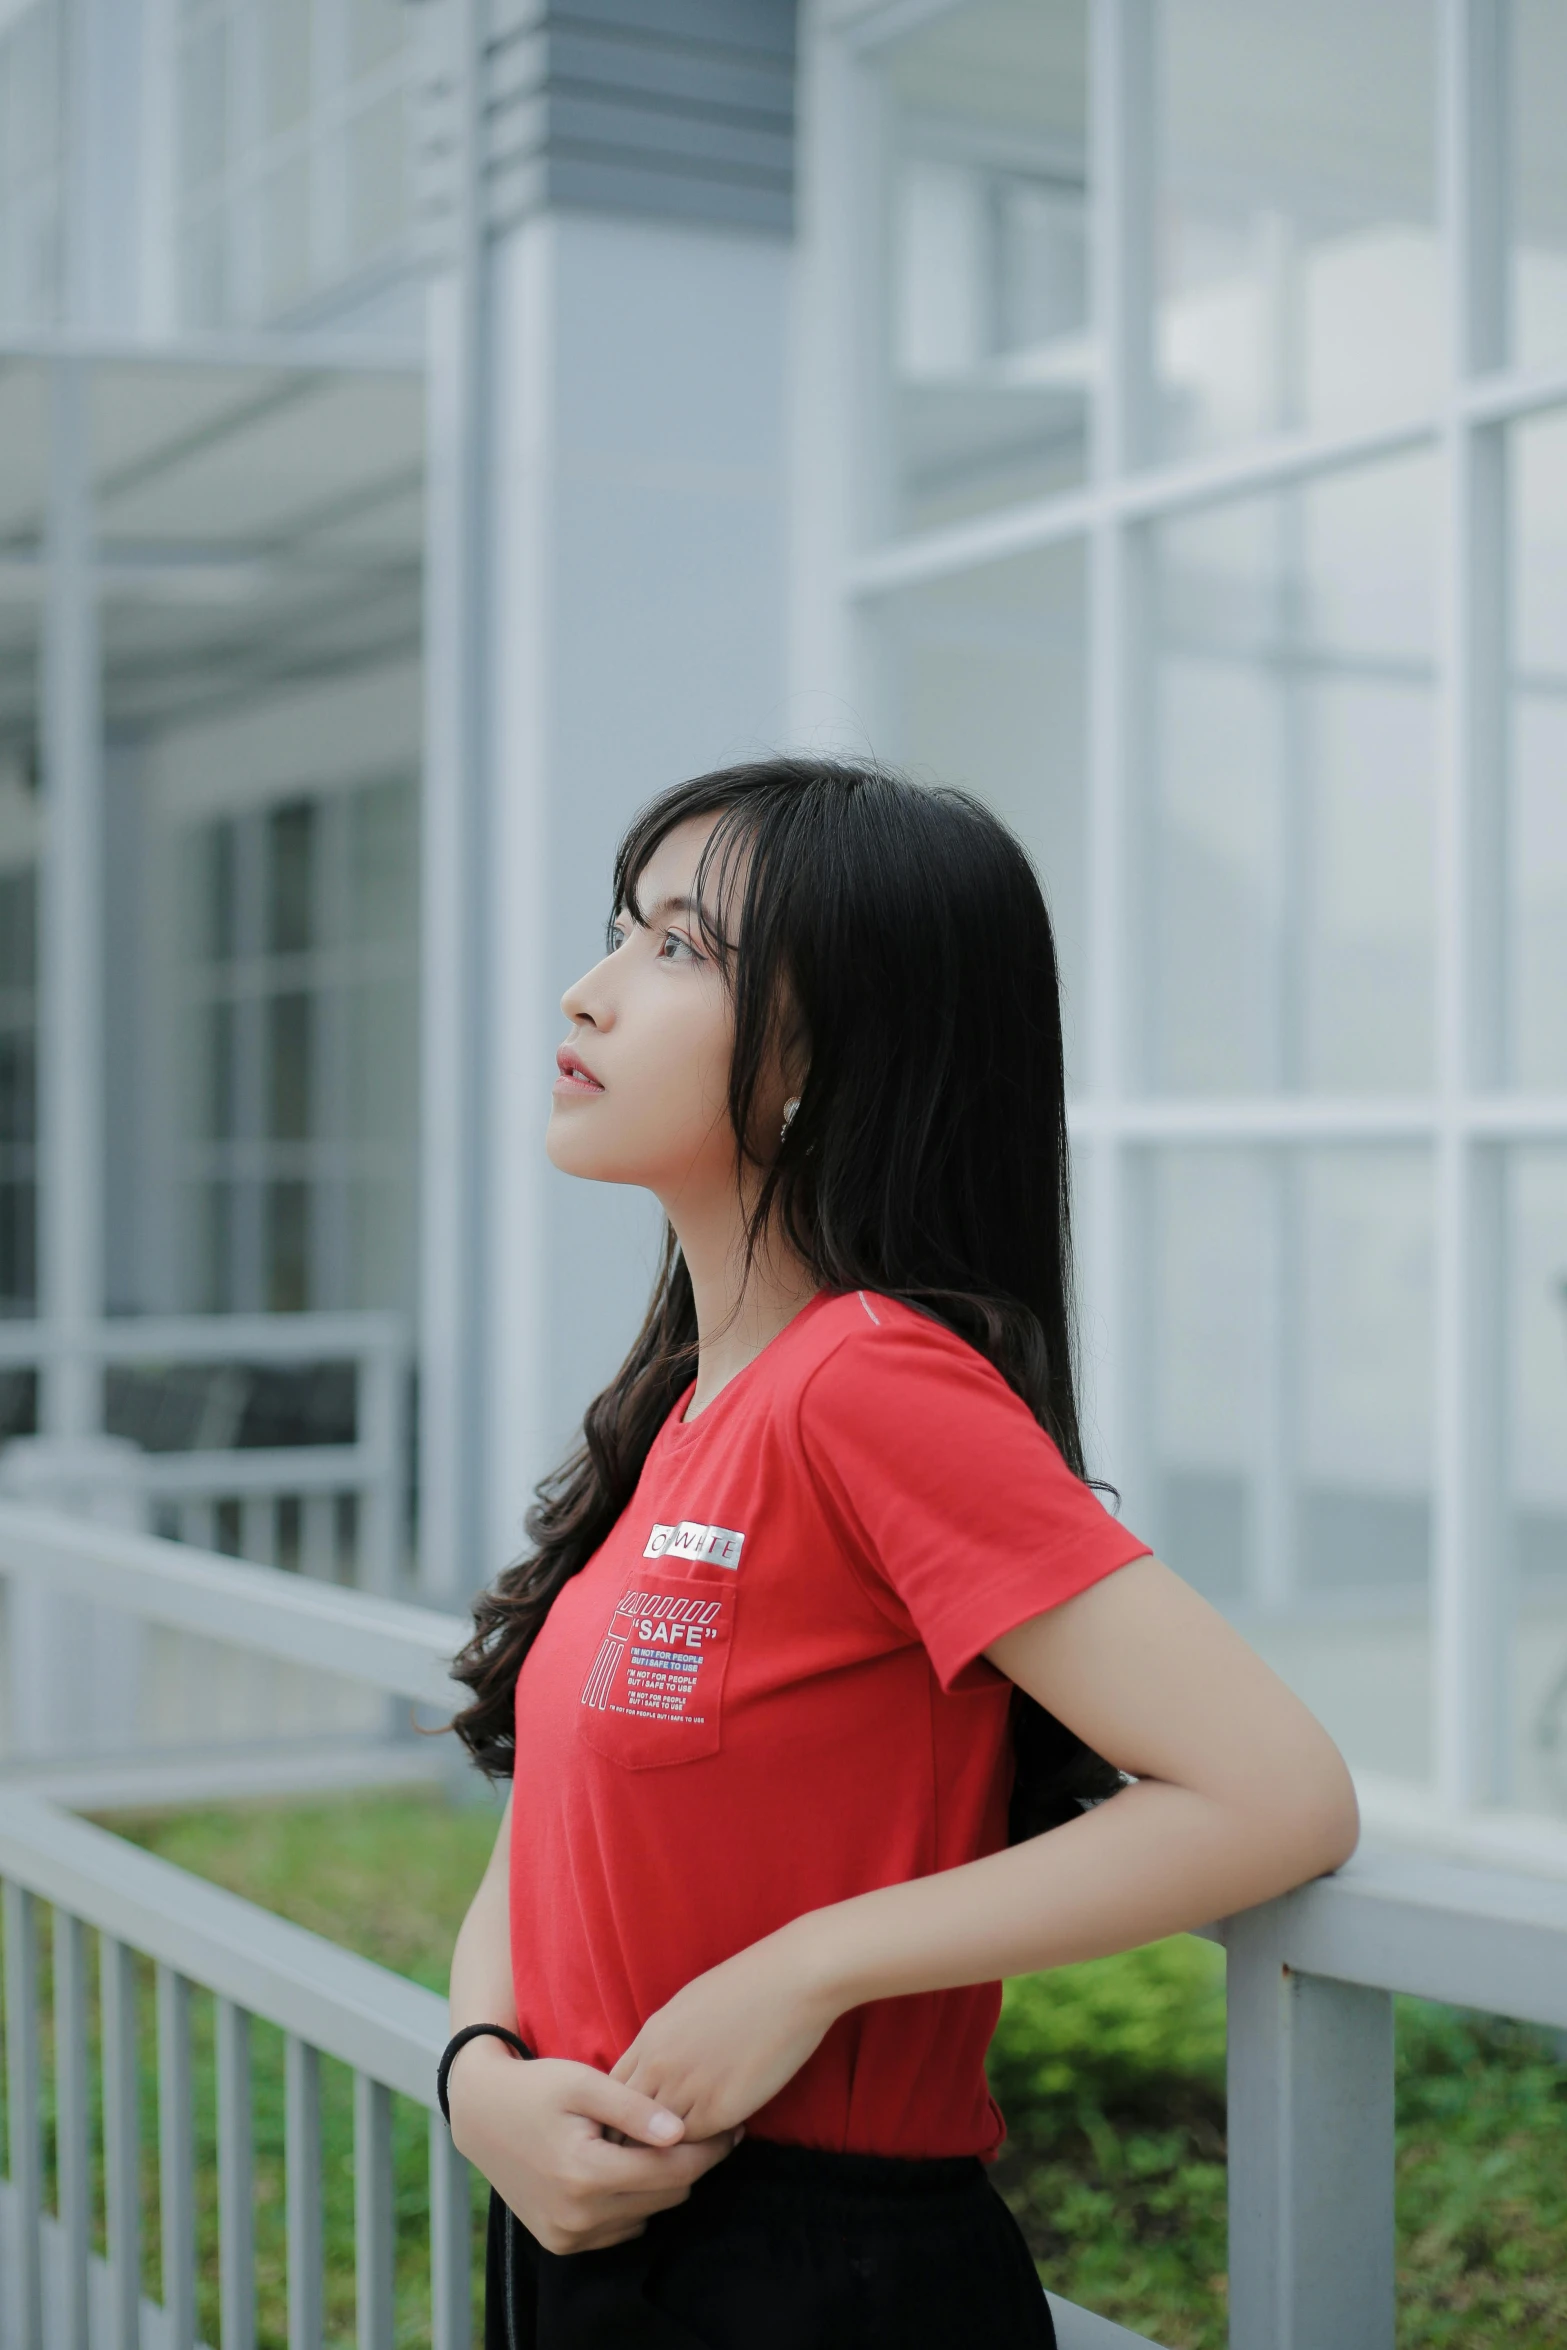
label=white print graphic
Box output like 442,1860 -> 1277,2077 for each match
643,1520 -> 745,1569
580,1585 -> 731,1722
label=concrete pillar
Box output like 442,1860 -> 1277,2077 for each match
0,1437 -> 147,1764
417,1 -> 797,1596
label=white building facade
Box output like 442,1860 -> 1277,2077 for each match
0,0 -> 1565,1832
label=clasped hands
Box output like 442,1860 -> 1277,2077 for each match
447,1926 -> 838,2255
608,1919 -> 837,2140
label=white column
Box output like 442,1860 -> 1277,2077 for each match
1081,0 -> 1156,1511
420,159 -> 794,1595
418,0 -> 493,1605
1432,0 -> 1511,1805
38,359 -> 104,1440
476,209 -> 793,1580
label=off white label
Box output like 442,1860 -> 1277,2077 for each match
643,1520 -> 745,1569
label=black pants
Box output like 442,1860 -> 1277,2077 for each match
484,2136 -> 1056,2350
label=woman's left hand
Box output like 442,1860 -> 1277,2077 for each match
610,1925 -> 839,2142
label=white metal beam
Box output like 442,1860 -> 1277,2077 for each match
1432,0 -> 1512,1808
418,0 -> 491,1604
37,358 -> 104,1439
1081,0 -> 1155,1506
0,1499 -> 465,1709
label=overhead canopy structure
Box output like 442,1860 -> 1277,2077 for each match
0,348 -> 423,746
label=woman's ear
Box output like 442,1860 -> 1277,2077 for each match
778,1005 -> 811,1100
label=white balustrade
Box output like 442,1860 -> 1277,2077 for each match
0,1791 -> 471,2350
0,1314 -> 413,1597
0,1506 -> 1564,2350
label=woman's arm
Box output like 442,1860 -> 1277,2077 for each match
611,1556 -> 1359,2136
445,1790 -> 742,2253
448,1792 -> 522,2041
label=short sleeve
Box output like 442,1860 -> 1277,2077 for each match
797,1303 -> 1150,1690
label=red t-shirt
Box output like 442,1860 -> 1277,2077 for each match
508,1289 -> 1149,2159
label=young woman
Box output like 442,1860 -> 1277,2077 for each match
442,758 -> 1359,2349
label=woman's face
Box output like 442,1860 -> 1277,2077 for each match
547,815 -> 744,1209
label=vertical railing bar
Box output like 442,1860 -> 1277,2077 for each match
358,1336 -> 400,1596
54,1907 -> 92,2350
240,1494 -> 276,1567
3,1881 -> 44,2350
156,1966 -> 197,2350
354,2072 -> 396,2350
429,2115 -> 473,2350
215,1997 -> 256,2350
285,2035 -> 325,2350
301,1493 -> 337,1580
100,1934 -> 142,2350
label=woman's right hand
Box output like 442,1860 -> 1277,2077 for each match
446,2039 -> 742,2254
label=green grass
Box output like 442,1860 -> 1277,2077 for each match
39,1789 -> 1562,2349
986,1937 -> 1567,2348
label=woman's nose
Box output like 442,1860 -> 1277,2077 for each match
561,953 -> 614,1025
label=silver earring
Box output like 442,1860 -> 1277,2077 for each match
780,1097 -> 800,1142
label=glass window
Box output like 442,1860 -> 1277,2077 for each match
0,0 -> 61,331
173,0 -> 412,330
1509,407 -> 1567,1089
1149,1147 -> 1271,1609
1150,1143 -> 1435,1778
347,0 -> 405,78
263,0 -> 313,135
257,157 -> 313,315
91,359 -> 424,1326
1155,0 -> 1438,461
346,90 -> 407,261
1146,453 -> 1439,1092
178,16 -> 229,194
1511,0 -> 1567,373
168,777 -> 417,1316
1510,1146 -> 1567,1810
868,542 -> 1089,1082
843,0 -> 1567,1825
877,0 -> 1090,536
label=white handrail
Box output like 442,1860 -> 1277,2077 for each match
1226,1842 -> 1567,2031
0,1500 -> 465,1713
0,1311 -> 408,1364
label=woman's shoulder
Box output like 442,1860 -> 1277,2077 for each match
794,1290 -> 1021,1414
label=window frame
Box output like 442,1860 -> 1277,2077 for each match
821,0 -> 1567,1811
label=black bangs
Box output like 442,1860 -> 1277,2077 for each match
610,780 -> 760,969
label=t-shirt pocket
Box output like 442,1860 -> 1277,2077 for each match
575,1571 -> 735,1768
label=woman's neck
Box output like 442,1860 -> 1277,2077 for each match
669,1193 -> 820,1418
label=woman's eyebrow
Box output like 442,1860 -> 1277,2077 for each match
637,893 -> 700,924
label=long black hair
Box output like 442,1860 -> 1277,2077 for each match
450,757 -> 1126,1840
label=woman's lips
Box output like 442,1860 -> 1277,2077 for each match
554,1046 -> 605,1095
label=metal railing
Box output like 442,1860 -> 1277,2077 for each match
0,1315 -> 413,1596
1,1503 -> 1565,2350
0,1792 -> 469,2350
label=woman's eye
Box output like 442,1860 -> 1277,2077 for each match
659,931 -> 699,963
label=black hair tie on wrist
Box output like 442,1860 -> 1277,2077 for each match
438,2023 -> 534,2126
